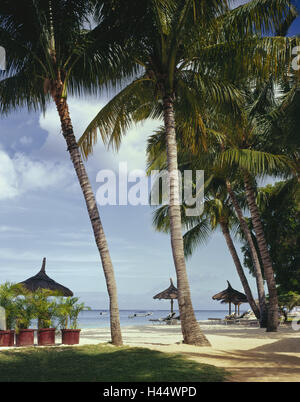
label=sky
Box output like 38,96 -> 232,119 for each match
0,1 -> 299,311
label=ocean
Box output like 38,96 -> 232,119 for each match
75,309 -> 237,328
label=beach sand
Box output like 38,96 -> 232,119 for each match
79,322 -> 300,382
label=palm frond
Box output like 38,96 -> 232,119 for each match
78,77 -> 158,158
218,148 -> 293,176
183,218 -> 212,258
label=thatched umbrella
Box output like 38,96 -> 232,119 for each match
153,278 -> 178,313
18,257 -> 73,296
212,280 -> 247,315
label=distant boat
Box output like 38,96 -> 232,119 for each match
99,312 -> 108,316
128,312 -> 153,318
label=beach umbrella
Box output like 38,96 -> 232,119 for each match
212,280 -> 247,315
153,278 -> 178,313
18,257 -> 73,296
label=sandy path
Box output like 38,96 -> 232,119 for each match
80,323 -> 300,382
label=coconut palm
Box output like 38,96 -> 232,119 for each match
0,0 -> 134,345
79,0 -> 296,344
148,122 -> 269,326
149,147 -> 260,319
242,178 -> 300,295
215,79 -> 299,331
161,195 -> 260,319
225,179 -> 268,326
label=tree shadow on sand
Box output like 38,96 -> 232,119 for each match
178,336 -> 300,382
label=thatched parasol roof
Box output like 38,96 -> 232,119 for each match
153,278 -> 178,313
212,280 -> 247,305
18,257 -> 73,296
153,278 -> 178,300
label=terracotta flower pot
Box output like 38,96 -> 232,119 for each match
0,330 -> 15,347
16,329 -> 35,347
61,329 -> 81,345
37,328 -> 56,346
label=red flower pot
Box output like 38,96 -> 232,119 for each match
37,328 -> 56,346
16,329 -> 35,347
0,330 -> 15,347
61,329 -> 81,345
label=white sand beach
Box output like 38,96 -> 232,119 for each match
79,322 -> 300,382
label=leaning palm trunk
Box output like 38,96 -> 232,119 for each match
243,174 -> 278,332
226,180 -> 268,327
52,82 -> 123,346
162,94 -> 210,346
219,220 -> 260,319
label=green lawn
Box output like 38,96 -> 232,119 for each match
0,344 -> 227,382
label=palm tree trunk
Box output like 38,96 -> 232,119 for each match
244,174 -> 278,332
219,220 -> 260,319
52,86 -> 123,346
226,180 -> 268,327
162,94 -> 210,346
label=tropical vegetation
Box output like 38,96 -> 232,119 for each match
78,0 -> 298,339
0,282 -> 89,332
0,0 -> 299,344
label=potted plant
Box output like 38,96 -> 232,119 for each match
15,297 -> 35,347
56,297 -> 90,345
30,289 -> 58,346
0,282 -> 21,347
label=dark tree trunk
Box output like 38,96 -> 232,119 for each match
244,174 -> 278,332
162,94 -> 210,346
220,221 -> 260,319
226,180 -> 268,327
52,85 -> 123,346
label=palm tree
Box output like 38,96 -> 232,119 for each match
185,192 -> 260,319
79,0 -> 296,344
0,0 -> 130,345
150,160 -> 260,319
148,123 -> 268,325
225,180 -> 268,327
216,80 -> 298,331
242,178 -> 300,297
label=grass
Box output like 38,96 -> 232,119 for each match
0,344 -> 227,382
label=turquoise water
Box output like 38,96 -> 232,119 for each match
76,309 -> 235,329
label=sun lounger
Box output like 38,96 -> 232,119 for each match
207,318 -> 224,324
235,318 -> 259,326
149,312 -> 177,324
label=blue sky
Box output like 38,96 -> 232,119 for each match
0,1 -> 299,311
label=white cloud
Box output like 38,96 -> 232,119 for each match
0,225 -> 25,233
19,136 -> 33,145
0,151 -> 19,199
38,96 -> 161,172
38,97 -> 106,162
0,149 -> 73,200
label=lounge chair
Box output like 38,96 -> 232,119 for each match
149,312 -> 177,324
207,318 -> 224,324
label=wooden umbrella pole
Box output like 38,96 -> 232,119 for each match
171,299 -> 174,313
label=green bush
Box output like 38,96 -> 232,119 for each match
56,297 -> 90,329
0,282 -> 26,330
